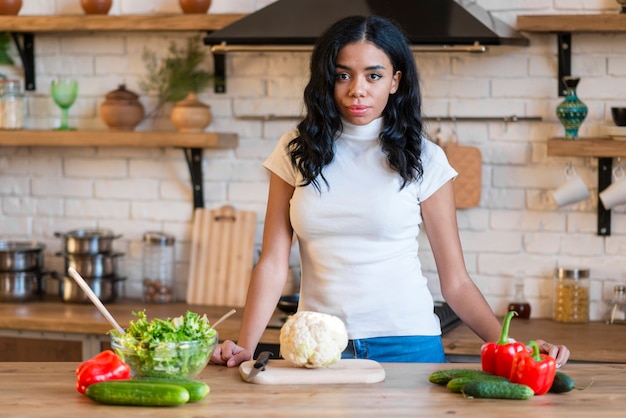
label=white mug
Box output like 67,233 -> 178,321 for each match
600,165 -> 626,209
552,166 -> 590,207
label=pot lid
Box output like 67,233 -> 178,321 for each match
105,84 -> 140,101
0,241 -> 46,252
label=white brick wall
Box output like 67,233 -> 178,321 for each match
1,0 -> 625,320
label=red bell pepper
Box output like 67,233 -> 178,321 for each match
75,350 -> 131,394
509,340 -> 557,395
480,310 -> 526,378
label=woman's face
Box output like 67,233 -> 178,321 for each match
333,41 -> 401,125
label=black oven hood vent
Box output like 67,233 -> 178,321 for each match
204,0 -> 529,50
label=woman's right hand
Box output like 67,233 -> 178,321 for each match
210,339 -> 253,367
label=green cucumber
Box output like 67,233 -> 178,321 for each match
428,368 -> 496,385
462,380 -> 534,400
85,380 -> 190,406
549,371 -> 593,393
446,375 -> 508,393
133,377 -> 210,402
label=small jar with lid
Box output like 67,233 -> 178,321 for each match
553,267 -> 590,323
0,79 -> 25,129
142,232 -> 176,303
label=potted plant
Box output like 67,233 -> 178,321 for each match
0,32 -> 15,79
140,35 -> 214,132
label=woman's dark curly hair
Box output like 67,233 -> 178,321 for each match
288,15 -> 425,191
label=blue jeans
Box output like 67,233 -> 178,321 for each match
341,335 -> 446,363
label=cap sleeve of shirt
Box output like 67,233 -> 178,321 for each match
418,138 -> 458,202
263,130 -> 300,187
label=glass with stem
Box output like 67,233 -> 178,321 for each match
51,78 -> 78,130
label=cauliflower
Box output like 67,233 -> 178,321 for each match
279,311 -> 348,368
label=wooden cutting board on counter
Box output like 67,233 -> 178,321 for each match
239,359 -> 386,385
186,205 -> 256,307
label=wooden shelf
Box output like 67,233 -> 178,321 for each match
547,137 -> 626,158
0,130 -> 238,148
0,14 -> 246,32
517,14 -> 626,32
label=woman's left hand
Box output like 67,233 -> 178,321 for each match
535,339 -> 570,368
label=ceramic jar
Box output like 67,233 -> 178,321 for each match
80,0 -> 112,14
556,76 -> 588,140
0,0 -> 22,15
99,84 -> 144,131
179,0 -> 212,14
170,92 -> 212,133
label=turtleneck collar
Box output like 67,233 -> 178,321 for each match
340,117 -> 383,141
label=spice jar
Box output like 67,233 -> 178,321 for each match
606,285 -> 626,324
0,79 -> 25,129
142,232 -> 175,303
507,275 -> 531,319
553,267 -> 590,323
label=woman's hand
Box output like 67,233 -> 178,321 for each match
535,339 -> 570,368
210,340 -> 253,367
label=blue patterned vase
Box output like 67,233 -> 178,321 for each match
556,76 -> 588,140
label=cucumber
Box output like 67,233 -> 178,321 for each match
549,371 -> 593,393
462,380 -> 534,400
428,368 -> 496,385
446,375 -> 508,393
134,377 -> 210,402
85,380 -> 190,406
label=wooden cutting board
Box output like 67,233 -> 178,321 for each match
185,205 -> 256,307
239,359 -> 386,385
443,142 -> 482,209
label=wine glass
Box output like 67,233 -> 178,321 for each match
51,79 -> 79,130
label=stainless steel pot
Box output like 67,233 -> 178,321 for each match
0,271 -> 39,302
58,252 -> 124,277
52,273 -> 125,304
55,229 -> 121,254
0,241 -> 45,272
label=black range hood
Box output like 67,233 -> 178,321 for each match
204,0 -> 529,51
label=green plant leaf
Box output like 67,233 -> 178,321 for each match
0,32 -> 15,65
139,35 -> 213,114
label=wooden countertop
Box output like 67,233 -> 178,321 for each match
0,300 -> 280,345
2,301 -> 626,362
2,362 -> 624,417
442,317 -> 626,363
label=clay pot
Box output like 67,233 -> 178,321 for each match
99,84 -> 145,131
0,0 -> 22,15
178,0 -> 212,14
80,0 -> 112,15
170,93 -> 212,133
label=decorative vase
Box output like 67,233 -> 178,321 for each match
0,0 -> 22,15
178,0 -> 212,14
556,76 -> 588,140
80,0 -> 112,15
170,93 -> 212,133
99,84 -> 145,131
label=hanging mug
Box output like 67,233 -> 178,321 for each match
552,165 -> 590,207
600,162 -> 626,209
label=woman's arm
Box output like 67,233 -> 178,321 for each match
210,172 -> 295,367
420,180 -> 570,366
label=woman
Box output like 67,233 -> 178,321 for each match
211,15 -> 570,366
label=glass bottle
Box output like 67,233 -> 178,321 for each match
606,285 -> 626,324
0,79 -> 25,130
553,268 -> 590,323
508,276 -> 531,319
142,232 -> 176,303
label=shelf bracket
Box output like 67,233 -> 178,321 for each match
10,32 -> 35,91
183,148 -> 204,210
557,32 -> 571,97
213,53 -> 226,94
597,157 -> 612,236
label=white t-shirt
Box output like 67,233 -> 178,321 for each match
263,117 -> 457,339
